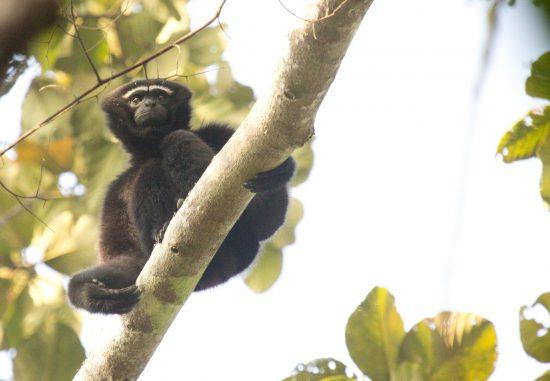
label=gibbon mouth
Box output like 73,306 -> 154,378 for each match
134,110 -> 168,127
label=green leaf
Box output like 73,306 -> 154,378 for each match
187,27 -> 226,67
270,198 -> 304,248
17,137 -> 75,174
398,312 -> 497,381
79,141 -> 127,213
345,287 -> 405,381
28,25 -> 73,71
497,106 -> 550,163
53,25 -> 110,77
32,211 -> 97,275
538,131 -> 550,207
536,370 -> 550,381
244,198 -> 303,293
520,292 -> 550,362
13,322 -> 85,381
282,359 -> 357,381
143,46 -> 191,80
526,52 -> 550,100
21,79 -> 73,137
0,172 -> 36,253
291,142 -> 314,187
116,8 -> 164,63
0,269 -> 34,349
25,276 -> 82,336
244,243 -> 282,293
391,362 -> 423,381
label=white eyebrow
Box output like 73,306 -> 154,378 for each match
149,85 -> 174,94
122,85 -> 174,99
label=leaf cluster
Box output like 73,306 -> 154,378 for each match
497,52 -> 550,206
284,287 -> 498,381
520,292 -> 550,380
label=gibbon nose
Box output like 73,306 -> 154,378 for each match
143,98 -> 156,107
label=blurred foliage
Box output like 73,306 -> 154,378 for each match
0,0 -> 313,378
495,12 -> 550,379
497,52 -> 550,207
285,287 -> 497,381
520,292 -> 550,379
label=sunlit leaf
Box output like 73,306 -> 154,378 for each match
21,79 -> 73,136
187,27 -> 225,66
0,172 -> 37,252
392,362 -> 423,381
99,19 -> 123,58
215,62 -> 235,94
520,292 -> 550,363
72,134 -> 127,213
141,0 -> 176,23
32,211 -> 97,275
538,132 -> 550,207
345,287 -> 405,381
156,17 -> 187,45
26,276 -> 82,335
13,322 -> 85,381
28,25 -> 73,71
536,370 -> 550,381
51,24 -> 109,82
244,243 -> 282,293
398,312 -> 497,381
291,141 -> 314,186
116,8 -> 164,62
0,269 -> 33,349
282,358 -> 357,381
244,197 -> 303,292
497,106 -> 550,163
526,52 -> 550,100
144,46 -> 191,79
270,198 -> 304,248
17,137 -> 75,173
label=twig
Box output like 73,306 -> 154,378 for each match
0,0 -> 228,158
0,180 -> 52,230
277,0 -> 350,23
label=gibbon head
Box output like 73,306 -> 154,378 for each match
101,79 -> 192,148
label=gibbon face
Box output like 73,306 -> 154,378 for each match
101,79 -> 193,140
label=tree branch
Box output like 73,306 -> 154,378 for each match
70,0 -> 102,83
73,0 -> 373,379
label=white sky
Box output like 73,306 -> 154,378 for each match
1,0 -> 550,380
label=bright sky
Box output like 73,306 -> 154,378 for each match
1,0 -> 550,380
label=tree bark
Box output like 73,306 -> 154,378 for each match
74,0 -> 374,379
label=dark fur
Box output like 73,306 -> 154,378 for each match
68,79 -> 295,314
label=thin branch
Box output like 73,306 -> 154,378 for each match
165,66 -> 225,81
0,0 -> 228,158
277,0 -> 350,23
60,0 -> 134,30
74,0 -> 373,379
0,180 -> 52,230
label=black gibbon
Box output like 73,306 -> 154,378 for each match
67,79 -> 295,314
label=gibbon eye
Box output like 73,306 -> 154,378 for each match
131,96 -> 141,105
157,94 -> 166,102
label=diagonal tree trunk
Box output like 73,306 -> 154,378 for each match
74,0 -> 374,379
